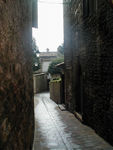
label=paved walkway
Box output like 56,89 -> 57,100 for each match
33,93 -> 113,150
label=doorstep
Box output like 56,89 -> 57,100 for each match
58,104 -> 66,111
74,111 -> 83,122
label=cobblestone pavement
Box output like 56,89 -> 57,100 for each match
33,93 -> 113,150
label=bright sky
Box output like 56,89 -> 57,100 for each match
32,0 -> 64,52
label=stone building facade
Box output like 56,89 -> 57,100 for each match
0,0 -> 37,149
63,0 -> 113,145
38,51 -> 57,73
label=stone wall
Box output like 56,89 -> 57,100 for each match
64,0 -> 113,145
50,81 -> 62,104
33,73 -> 48,93
0,0 -> 34,149
63,1 -> 73,111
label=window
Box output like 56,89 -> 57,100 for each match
89,0 -> 97,15
83,0 -> 97,17
83,0 -> 89,17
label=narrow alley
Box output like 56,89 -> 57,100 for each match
33,93 -> 113,150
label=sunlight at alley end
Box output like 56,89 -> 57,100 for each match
1,0 -> 113,150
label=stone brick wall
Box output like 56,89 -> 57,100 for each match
0,0 -> 34,149
64,0 -> 113,145
50,81 -> 62,104
63,0 -> 73,111
33,73 -> 48,93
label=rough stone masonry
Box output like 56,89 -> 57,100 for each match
0,0 -> 35,149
